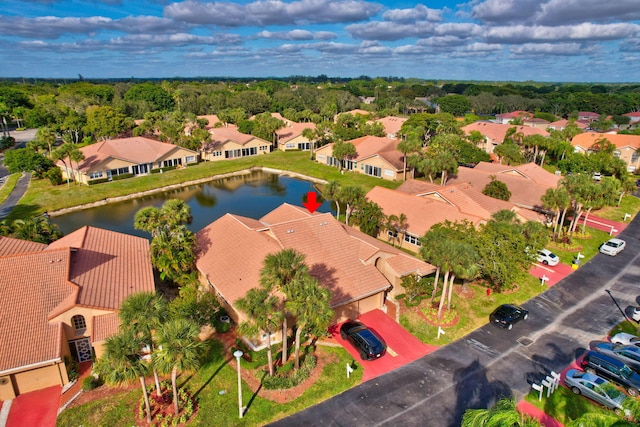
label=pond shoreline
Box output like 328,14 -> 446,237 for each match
47,167 -> 328,217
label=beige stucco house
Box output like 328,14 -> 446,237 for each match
57,137 -> 199,185
462,122 -> 549,154
315,135 -> 407,181
202,127 -> 272,161
275,120 -> 316,151
0,227 -> 154,400
195,203 -> 433,350
571,132 -> 640,172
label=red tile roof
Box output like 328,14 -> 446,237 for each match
462,122 -> 549,143
195,207 -> 432,311
92,313 -> 121,343
0,227 -> 155,373
205,127 -> 270,151
72,137 -> 189,172
374,116 -> 407,137
349,135 -> 405,169
276,121 -> 316,144
0,236 -> 47,256
571,132 -> 640,150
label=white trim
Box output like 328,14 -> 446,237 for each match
0,358 -> 63,376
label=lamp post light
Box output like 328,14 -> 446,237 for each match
233,350 -> 244,418
605,289 -> 632,325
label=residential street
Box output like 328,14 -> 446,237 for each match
271,214 -> 640,427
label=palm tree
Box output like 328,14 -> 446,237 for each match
339,186 -> 365,226
94,331 -> 152,424
323,180 -> 342,220
447,242 -> 480,309
394,213 -> 408,248
119,292 -> 168,397
384,214 -> 398,245
260,249 -> 309,364
236,288 -> 282,377
286,275 -> 333,370
462,397 -> 542,427
149,225 -> 197,281
154,318 -> 205,415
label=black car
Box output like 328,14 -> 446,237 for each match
489,304 -> 528,330
339,320 -> 386,361
593,342 -> 640,374
581,350 -> 640,396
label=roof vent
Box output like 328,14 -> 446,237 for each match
287,229 -> 295,233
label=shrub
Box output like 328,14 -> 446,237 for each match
262,355 -> 317,390
81,375 -> 103,391
64,356 -> 79,381
45,167 -> 63,185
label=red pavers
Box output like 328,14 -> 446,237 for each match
529,262 -> 575,287
5,385 -> 61,427
517,400 -> 564,427
575,213 -> 628,236
329,309 -> 438,382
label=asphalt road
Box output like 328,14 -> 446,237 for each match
271,214 -> 640,427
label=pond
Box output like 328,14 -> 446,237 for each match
51,170 -> 334,239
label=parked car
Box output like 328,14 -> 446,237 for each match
599,238 -> 626,256
537,249 -> 559,266
593,172 -> 602,181
340,320 -> 387,361
611,333 -> 640,347
489,304 -> 528,330
633,307 -> 640,322
593,342 -> 640,373
564,369 -> 629,415
580,350 -> 640,396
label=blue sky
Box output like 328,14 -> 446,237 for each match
1,0 -> 639,82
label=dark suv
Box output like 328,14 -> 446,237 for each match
581,350 -> 640,396
340,320 -> 386,361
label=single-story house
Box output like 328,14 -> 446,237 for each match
547,119 -> 588,131
462,122 -> 550,154
522,118 -> 550,129
202,127 -> 272,161
368,182 -> 544,252
275,120 -> 316,151
373,116 -> 407,139
578,112 -> 600,122
0,226 -> 155,400
443,162 -> 561,211
315,135 -> 408,181
195,203 -> 434,350
571,132 -> 640,172
57,137 -> 199,185
623,112 -> 640,124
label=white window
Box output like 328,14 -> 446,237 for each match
363,164 -> 382,177
185,155 -> 196,163
317,154 -> 326,161
89,171 -> 103,179
384,169 -> 395,177
286,143 -> 295,149
404,234 -> 421,247
387,230 -> 398,238
212,151 -> 223,157
259,145 -> 269,151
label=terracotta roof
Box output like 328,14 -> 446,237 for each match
71,137 -> 188,173
276,121 -> 316,144
462,122 -> 549,143
548,119 -> 588,130
196,207 -> 433,310
197,115 -> 223,129
349,135 -> 405,170
205,127 -> 270,151
47,226 -> 155,310
0,248 -> 74,372
579,111 -> 599,117
259,203 -> 313,225
571,132 -> 640,150
374,116 -> 407,137
496,110 -> 532,120
0,236 -> 47,256
624,112 -> 640,118
444,162 -> 560,209
0,227 -> 155,373
92,313 -> 121,343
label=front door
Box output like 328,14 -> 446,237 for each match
69,338 -> 93,362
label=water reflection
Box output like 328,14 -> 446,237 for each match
52,171 -> 333,239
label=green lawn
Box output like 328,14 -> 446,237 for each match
57,341 -> 362,427
595,195 -> 640,222
0,173 -> 20,205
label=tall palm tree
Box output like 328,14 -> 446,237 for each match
339,186 -> 365,226
94,331 -> 152,424
154,318 -> 205,415
323,180 -> 342,220
462,397 -> 542,427
260,249 -> 309,364
286,275 -> 333,370
394,213 -> 408,248
149,225 -> 197,281
119,292 -> 168,397
236,288 -> 282,377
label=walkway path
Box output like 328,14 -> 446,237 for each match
575,212 -> 629,236
0,172 -> 31,219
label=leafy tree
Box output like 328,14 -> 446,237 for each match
169,275 -> 221,328
331,140 -> 357,172
236,288 -> 282,377
3,148 -> 54,177
94,331 -> 152,423
286,275 -> 333,370
482,176 -> 511,201
542,187 -> 571,240
397,129 -> 423,181
494,141 -> 525,165
351,200 -> 385,236
338,185 -> 365,226
323,180 -> 342,220
35,126 -> 57,157
3,216 -> 62,243
84,105 -> 132,141
124,82 -> 175,114
154,318 -> 206,415
251,112 -> 284,143
437,94 -> 471,116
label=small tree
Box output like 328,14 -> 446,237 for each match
482,176 -> 511,201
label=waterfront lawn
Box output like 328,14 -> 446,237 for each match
56,341 -> 361,427
7,151 -> 400,221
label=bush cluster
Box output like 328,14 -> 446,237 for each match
262,355 -> 317,390
81,375 -> 103,391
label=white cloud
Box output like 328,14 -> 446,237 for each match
471,0 -> 541,25
484,23 -> 640,44
346,20 -> 437,41
254,29 -> 337,40
536,0 -> 640,25
164,0 -> 382,27
509,42 -> 589,57
382,5 -> 442,23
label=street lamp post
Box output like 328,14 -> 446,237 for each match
605,289 -> 632,325
233,350 -> 244,418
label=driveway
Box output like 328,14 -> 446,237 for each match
2,385 -> 60,427
330,309 -> 438,382
529,261 -> 575,287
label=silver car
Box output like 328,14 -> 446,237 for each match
564,369 -> 628,415
611,333 -> 640,348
